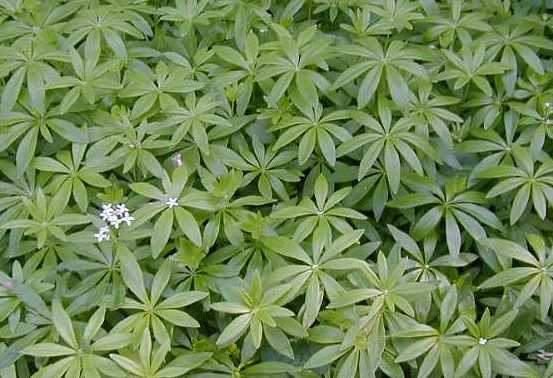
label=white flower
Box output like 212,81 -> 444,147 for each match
99,204 -> 114,221
121,212 -> 134,226
99,203 -> 133,228
111,218 -> 122,229
114,204 -> 130,217
94,226 -> 110,242
166,197 -> 179,208
479,338 -> 488,345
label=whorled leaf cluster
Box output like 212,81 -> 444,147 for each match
1,0 -> 553,377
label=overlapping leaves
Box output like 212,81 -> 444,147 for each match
1,1 -> 553,378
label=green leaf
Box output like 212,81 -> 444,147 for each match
157,309 -> 200,328
481,238 -> 539,266
48,119 -> 87,143
489,309 -> 518,338
16,128 -> 38,176
129,183 -> 164,200
160,352 -> 212,376
331,61 -> 371,90
388,224 -> 422,259
151,260 -> 172,305
479,267 -> 536,289
216,313 -> 252,346
445,211 -> 461,258
510,184 -> 530,225
386,65 -> 410,107
214,46 -> 249,70
395,337 -> 436,362
33,157 -> 70,173
265,71 -> 294,107
84,306 -> 106,342
413,207 -> 443,240
158,291 -> 208,309
23,343 -> 75,357
298,129 -> 316,165
210,302 -> 250,314
388,193 -> 437,208
304,345 -> 349,369
303,275 -> 322,328
92,333 -> 133,352
327,288 -> 381,308
52,300 -> 78,349
116,242 -> 148,303
384,143 -> 401,193
440,285 -> 458,331
455,346 -> 479,378
317,128 -> 336,166
0,273 -> 49,317
174,207 -> 202,247
151,209 -> 174,258
418,345 -> 440,378
262,236 -> 312,264
103,28 -> 127,59
358,66 -> 383,108
264,325 -> 294,359
1,66 -> 25,113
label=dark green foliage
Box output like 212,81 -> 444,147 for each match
1,0 -> 553,377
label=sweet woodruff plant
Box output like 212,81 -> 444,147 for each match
0,1 -> 553,377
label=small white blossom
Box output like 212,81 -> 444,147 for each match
166,197 -> 179,208
111,213 -> 134,229
113,204 -> 130,217
479,338 -> 488,345
121,212 -> 134,226
172,153 -> 183,167
100,203 -> 114,221
111,218 -> 121,229
94,226 -> 110,242
99,203 -> 134,228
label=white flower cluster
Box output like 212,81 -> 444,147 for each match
94,226 -> 110,242
95,203 -> 134,242
99,203 -> 134,228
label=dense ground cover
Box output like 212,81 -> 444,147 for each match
1,0 -> 553,377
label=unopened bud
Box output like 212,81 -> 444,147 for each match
2,280 -> 14,290
172,153 -> 183,167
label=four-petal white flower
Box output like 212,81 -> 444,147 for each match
96,203 -> 134,242
166,197 -> 179,208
